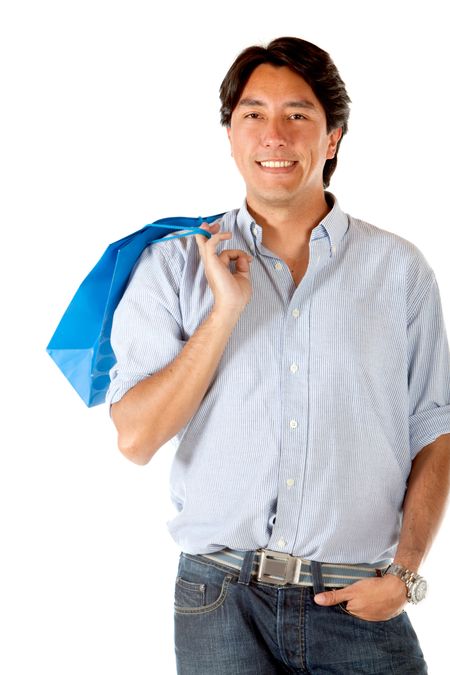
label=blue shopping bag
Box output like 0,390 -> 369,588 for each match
46,214 -> 222,407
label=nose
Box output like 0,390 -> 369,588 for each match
261,118 -> 287,148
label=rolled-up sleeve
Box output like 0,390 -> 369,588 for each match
106,243 -> 185,406
408,270 -> 450,458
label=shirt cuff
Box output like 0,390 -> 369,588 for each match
105,378 -> 142,407
409,404 -> 450,458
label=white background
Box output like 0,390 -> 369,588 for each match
1,1 -> 449,673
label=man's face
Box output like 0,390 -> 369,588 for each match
227,63 -> 342,209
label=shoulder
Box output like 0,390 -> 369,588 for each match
128,208 -> 239,282
348,214 -> 434,276
140,208 -> 239,259
348,214 -> 422,255
347,214 -> 436,313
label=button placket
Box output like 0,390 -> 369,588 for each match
268,240 -> 329,553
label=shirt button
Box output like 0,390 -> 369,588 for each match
292,308 -> 300,318
274,261 -> 283,270
286,478 -> 295,488
252,225 -> 258,235
277,538 -> 287,548
289,419 -> 298,429
290,363 -> 298,373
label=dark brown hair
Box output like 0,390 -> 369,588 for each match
219,37 -> 351,188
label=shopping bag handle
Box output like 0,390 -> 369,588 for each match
147,222 -> 213,244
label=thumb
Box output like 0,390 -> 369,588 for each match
314,588 -> 347,606
194,222 -> 211,246
235,254 -> 253,273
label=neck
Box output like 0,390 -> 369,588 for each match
246,191 -> 331,250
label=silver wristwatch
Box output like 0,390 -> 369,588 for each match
383,563 -> 428,604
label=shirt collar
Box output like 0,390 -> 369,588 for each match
236,192 -> 349,257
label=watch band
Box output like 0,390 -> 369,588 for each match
383,563 -> 427,604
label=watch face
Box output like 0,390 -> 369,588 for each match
411,579 -> 428,603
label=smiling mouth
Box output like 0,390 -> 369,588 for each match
257,160 -> 296,168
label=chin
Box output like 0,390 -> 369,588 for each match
254,189 -> 301,206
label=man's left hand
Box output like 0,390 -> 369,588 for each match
314,574 -> 407,621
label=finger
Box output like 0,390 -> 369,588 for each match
195,220 -> 222,242
235,254 -> 253,273
195,230 -> 231,254
314,587 -> 351,606
205,219 -> 222,234
217,249 -> 253,265
197,230 -> 231,246
194,224 -> 211,248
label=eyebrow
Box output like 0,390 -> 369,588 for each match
238,97 -> 318,110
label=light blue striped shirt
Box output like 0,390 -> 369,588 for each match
107,193 -> 450,565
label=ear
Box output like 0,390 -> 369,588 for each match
227,126 -> 233,156
326,127 -> 343,160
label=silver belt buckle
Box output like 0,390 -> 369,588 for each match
257,549 -> 302,585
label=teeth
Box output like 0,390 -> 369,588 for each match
260,160 -> 294,168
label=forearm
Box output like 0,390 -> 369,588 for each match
316,433 -> 450,618
111,307 -> 241,464
394,432 -> 450,571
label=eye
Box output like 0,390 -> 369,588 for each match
244,112 -> 262,119
289,113 -> 307,120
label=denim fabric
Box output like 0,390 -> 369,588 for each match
174,553 -> 427,674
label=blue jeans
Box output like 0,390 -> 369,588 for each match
174,552 -> 428,674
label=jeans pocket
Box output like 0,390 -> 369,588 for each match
175,576 -> 206,608
174,573 -> 233,615
337,601 -> 405,624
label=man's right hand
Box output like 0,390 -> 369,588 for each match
195,221 -> 253,315
112,219 -> 253,465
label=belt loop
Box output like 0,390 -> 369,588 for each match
238,550 -> 257,586
310,560 -> 325,594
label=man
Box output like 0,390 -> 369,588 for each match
107,37 -> 450,674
